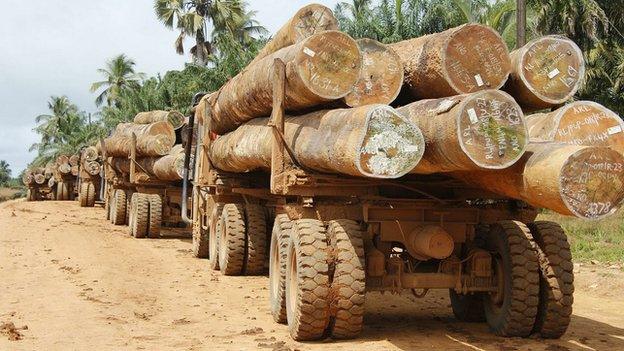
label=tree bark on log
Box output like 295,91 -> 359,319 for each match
208,31 -> 362,134
526,101 -> 624,153
389,23 -> 511,99
104,121 -> 175,157
504,35 -> 585,111
209,105 -> 425,179
134,110 -> 185,130
343,39 -> 404,107
398,90 -> 527,173
57,155 -> 69,165
250,3 -> 338,65
454,144 -> 624,219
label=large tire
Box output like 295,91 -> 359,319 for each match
79,183 -> 88,207
483,221 -> 540,337
244,204 -> 267,275
56,182 -> 65,201
285,219 -> 330,341
269,214 -> 292,324
147,194 -> 162,238
326,219 -> 366,339
131,194 -> 149,238
208,204 -> 225,269
26,189 -> 33,202
528,221 -> 574,339
218,203 -> 246,275
450,290 -> 486,322
111,190 -> 127,225
86,182 -> 96,207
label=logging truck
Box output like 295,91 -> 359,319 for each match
77,146 -> 103,207
102,111 -> 190,238
179,4 -> 624,342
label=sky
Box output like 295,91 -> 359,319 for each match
0,0 -> 340,176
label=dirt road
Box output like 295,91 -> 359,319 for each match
2,199 -> 624,351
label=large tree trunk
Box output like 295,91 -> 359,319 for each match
209,105 -> 425,179
110,146 -> 185,182
343,39 -> 404,107
250,3 -> 338,64
398,90 -> 527,173
208,31 -> 362,134
104,121 -> 175,157
134,110 -> 185,130
389,23 -> 511,99
504,35 -> 585,111
525,101 -> 624,154
82,146 -> 99,162
455,144 -> 624,219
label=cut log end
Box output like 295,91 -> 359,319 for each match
34,174 -> 46,185
295,30 -> 362,100
443,23 -> 511,94
560,147 -> 624,220
344,39 -> 404,107
85,161 -> 101,176
528,101 -> 624,154
358,105 -> 425,178
511,35 -> 584,108
291,4 -> 338,42
83,146 -> 99,162
457,90 -> 527,169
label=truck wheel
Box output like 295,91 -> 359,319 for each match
244,204 -> 267,275
450,290 -> 486,322
131,194 -> 149,238
111,190 -> 127,225
208,204 -> 224,269
26,189 -> 32,201
325,219 -> 366,339
86,182 -> 96,207
528,221 -> 574,339
79,183 -> 88,207
218,203 -> 246,275
57,182 -> 65,200
269,214 -> 292,323
483,221 -> 539,337
147,194 -> 162,238
285,219 -> 330,341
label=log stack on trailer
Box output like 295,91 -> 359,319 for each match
23,167 -> 53,201
182,5 -> 624,342
101,110 -> 190,239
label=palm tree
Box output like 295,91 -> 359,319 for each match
154,0 -> 262,65
0,160 -> 10,186
335,0 -> 381,40
90,54 -> 144,107
32,96 -> 78,147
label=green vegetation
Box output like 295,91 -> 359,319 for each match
538,210 -> 624,264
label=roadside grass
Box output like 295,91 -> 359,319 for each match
538,210 -> 624,264
0,187 -> 24,202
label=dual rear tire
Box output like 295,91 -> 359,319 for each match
128,193 -> 162,239
78,182 -> 96,207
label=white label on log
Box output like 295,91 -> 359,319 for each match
608,125 -> 622,135
303,47 -> 316,57
467,108 -> 479,124
474,74 -> 484,87
548,68 -> 560,79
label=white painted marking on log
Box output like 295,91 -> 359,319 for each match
436,99 -> 456,114
467,108 -> 479,124
548,68 -> 561,79
303,47 -> 316,57
474,74 -> 484,87
608,125 -> 622,135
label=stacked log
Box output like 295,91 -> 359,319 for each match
455,144 -> 624,219
389,23 -> 511,99
208,31 -> 362,134
135,110 -> 185,130
210,105 -> 425,179
111,145 -> 185,181
398,90 -> 527,173
22,172 -> 34,186
343,39 -> 404,107
83,146 -> 99,162
250,3 -> 338,64
56,155 -> 71,175
525,101 -> 624,152
104,121 -> 175,157
505,35 -> 585,111
69,155 -> 80,167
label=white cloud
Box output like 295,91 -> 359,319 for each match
0,0 -> 340,175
